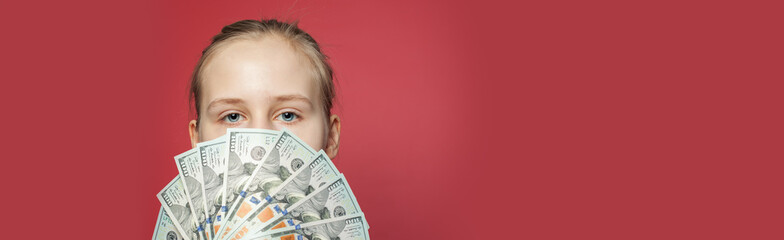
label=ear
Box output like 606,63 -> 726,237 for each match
325,114 -> 341,159
188,119 -> 199,148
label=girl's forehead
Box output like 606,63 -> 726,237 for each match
200,37 -> 319,104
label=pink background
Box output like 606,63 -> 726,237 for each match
2,0 -> 782,239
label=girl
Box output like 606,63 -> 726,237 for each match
188,19 -> 342,239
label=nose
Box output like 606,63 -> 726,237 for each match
248,116 -> 274,130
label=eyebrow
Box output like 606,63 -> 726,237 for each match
273,94 -> 312,104
206,95 -> 312,112
206,98 -> 245,112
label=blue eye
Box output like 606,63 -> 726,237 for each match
277,112 -> 298,122
224,113 -> 242,123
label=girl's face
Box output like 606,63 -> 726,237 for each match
189,36 -> 340,158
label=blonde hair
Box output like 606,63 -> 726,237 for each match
190,19 -> 335,126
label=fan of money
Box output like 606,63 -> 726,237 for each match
153,128 -> 370,240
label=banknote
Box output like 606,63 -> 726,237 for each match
246,213 -> 370,240
153,207 -> 184,240
224,150 -> 341,239
175,148 -> 211,239
197,135 -> 228,236
230,176 -> 363,239
157,175 -> 205,240
216,128 -> 281,238
219,129 -> 318,239
154,128 -> 368,239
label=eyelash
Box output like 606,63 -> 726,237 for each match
275,111 -> 301,124
217,111 -> 302,125
219,112 -> 245,126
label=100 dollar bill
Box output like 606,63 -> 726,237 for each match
197,135 -> 228,237
216,129 -> 280,238
225,150 -> 342,238
219,129 -> 318,239
247,213 -> 369,240
157,175 -> 205,240
153,207 -> 184,240
175,148 -> 211,239
230,176 -> 363,239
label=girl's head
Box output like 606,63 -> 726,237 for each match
188,19 -> 341,158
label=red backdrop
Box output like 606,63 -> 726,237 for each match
2,0 -> 782,239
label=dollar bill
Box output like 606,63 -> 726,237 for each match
197,135 -> 228,237
153,207 -> 184,240
157,175 -> 205,240
246,213 -> 370,240
230,176 -> 363,239
216,128 -> 281,238
219,129 -> 318,239
175,148 -> 211,239
223,150 -> 341,239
